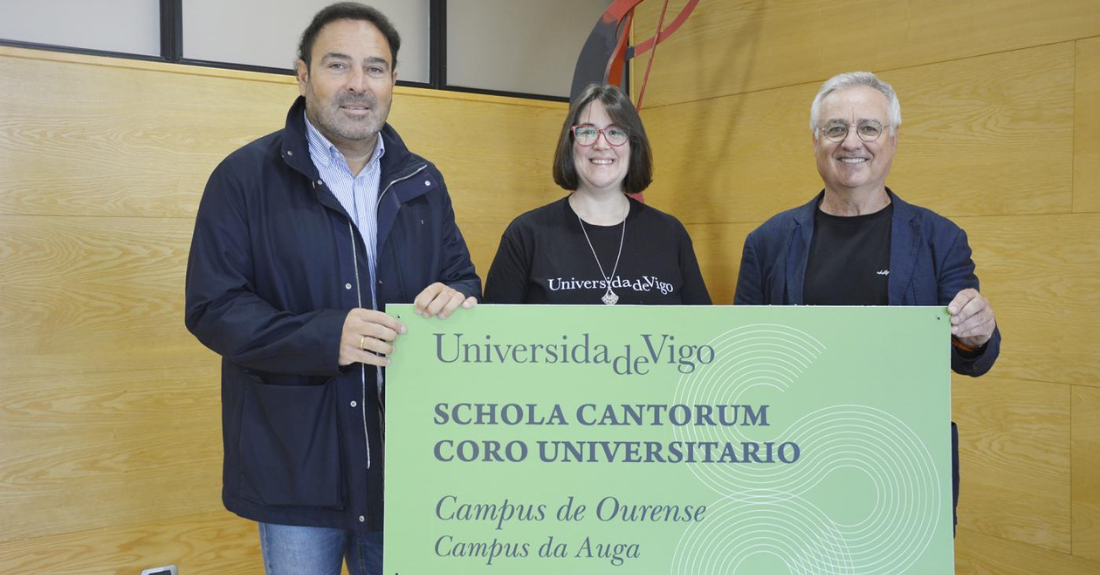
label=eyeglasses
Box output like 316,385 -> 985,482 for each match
818,119 -> 890,142
571,125 -> 629,147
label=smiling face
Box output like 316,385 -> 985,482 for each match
813,86 -> 897,196
297,18 -> 396,155
572,100 -> 631,195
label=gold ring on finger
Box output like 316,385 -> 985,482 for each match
359,336 -> 367,350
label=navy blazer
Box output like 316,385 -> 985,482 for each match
734,189 -> 1000,376
734,189 -> 1001,532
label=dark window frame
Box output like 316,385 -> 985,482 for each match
0,0 -> 572,102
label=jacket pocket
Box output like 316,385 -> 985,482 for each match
238,378 -> 344,508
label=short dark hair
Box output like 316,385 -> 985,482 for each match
298,2 -> 401,71
552,84 -> 653,195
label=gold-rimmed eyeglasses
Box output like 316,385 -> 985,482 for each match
817,119 -> 890,143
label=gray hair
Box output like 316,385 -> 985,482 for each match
810,71 -> 902,135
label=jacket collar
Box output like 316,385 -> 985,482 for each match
280,96 -> 321,180
786,187 -> 920,305
280,96 -> 430,208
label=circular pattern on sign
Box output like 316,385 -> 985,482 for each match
668,325 -> 941,574
671,492 -> 854,575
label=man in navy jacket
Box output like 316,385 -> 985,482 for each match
735,71 -> 1000,533
185,4 -> 479,574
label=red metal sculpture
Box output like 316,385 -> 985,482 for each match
570,0 -> 700,108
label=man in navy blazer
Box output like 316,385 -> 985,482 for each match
734,71 -> 1000,531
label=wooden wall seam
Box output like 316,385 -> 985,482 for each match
636,38 -> 1092,112
631,0 -> 1100,108
0,45 -> 568,110
1072,382 -> 1077,557
1072,37 -> 1078,217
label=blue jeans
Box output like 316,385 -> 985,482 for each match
258,523 -> 383,575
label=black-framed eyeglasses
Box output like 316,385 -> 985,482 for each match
571,125 -> 629,147
818,119 -> 890,142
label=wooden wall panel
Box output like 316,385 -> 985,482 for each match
640,82 -> 822,225
1073,387 -> 1100,561
1076,37 -> 1100,213
887,44 -> 1074,216
684,222 -> 759,305
641,43 -> 1075,226
952,376 -> 1071,552
954,214 -> 1100,387
0,511 -> 260,575
0,53 -> 293,219
956,527 -> 1100,575
0,216 -> 207,377
633,0 -> 1100,107
0,366 -> 222,542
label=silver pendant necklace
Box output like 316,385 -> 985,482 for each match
575,200 -> 627,305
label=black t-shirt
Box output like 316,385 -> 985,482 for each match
803,202 -> 893,305
485,197 -> 711,305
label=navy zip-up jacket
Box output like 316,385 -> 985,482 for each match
185,96 -> 480,531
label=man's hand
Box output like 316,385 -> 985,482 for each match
414,282 -> 477,319
947,288 -> 996,349
339,308 -> 406,367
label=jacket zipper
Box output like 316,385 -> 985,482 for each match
372,163 -> 427,408
347,220 -> 372,474
342,163 -> 428,526
345,164 -> 425,470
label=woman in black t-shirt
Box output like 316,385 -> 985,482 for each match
484,84 -> 710,305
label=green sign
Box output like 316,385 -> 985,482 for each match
384,305 -> 954,574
